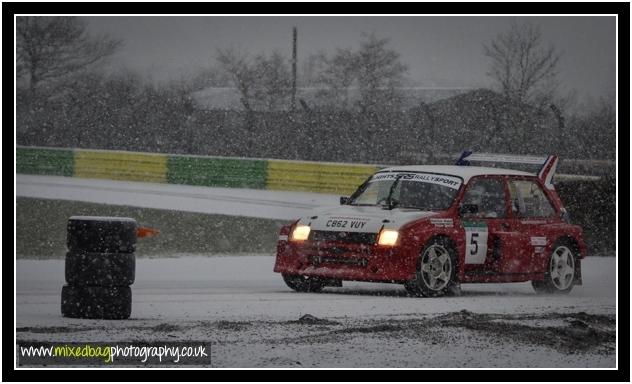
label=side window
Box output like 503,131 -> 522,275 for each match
461,178 -> 506,218
508,179 -> 555,218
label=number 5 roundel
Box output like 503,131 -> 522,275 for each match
463,221 -> 488,264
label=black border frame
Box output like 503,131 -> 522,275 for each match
5,1 -> 629,382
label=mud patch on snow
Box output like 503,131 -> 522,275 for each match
435,310 -> 615,354
254,310 -> 615,360
293,314 -> 340,325
16,325 -> 99,334
16,310 -> 615,367
215,320 -> 251,331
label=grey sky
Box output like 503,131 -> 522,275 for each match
85,16 -> 616,102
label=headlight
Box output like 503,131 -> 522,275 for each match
377,229 -> 398,246
290,225 -> 311,241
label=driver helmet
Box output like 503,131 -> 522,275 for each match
468,183 -> 488,206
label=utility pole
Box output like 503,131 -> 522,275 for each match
291,26 -> 297,111
550,103 -> 565,155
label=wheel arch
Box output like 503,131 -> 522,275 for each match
554,235 -> 581,257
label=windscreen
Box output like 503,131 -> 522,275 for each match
350,172 -> 462,210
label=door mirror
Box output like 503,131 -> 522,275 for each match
340,196 -> 351,205
560,208 -> 571,223
459,204 -> 479,216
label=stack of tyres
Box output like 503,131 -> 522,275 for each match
61,216 -> 137,319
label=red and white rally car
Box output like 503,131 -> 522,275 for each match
274,152 -> 586,297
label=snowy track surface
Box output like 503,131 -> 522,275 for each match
17,256 -> 616,368
16,175 -> 338,220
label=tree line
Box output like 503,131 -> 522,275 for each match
16,17 -> 615,163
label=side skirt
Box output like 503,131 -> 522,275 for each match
461,271 -> 544,283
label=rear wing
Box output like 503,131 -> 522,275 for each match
456,151 -> 559,190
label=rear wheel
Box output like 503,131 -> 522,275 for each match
282,274 -> 325,293
406,237 -> 458,297
532,240 -> 576,294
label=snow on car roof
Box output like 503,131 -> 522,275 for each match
376,165 -> 534,183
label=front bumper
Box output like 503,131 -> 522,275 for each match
273,239 -> 416,282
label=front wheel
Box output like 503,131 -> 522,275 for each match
405,237 -> 458,297
282,274 -> 325,293
532,241 -> 577,294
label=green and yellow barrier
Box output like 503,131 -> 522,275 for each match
16,146 -> 380,195
74,150 -> 167,183
16,147 -> 74,177
167,155 -> 267,189
266,160 -> 378,195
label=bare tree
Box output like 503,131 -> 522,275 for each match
355,33 -> 407,113
217,49 -> 292,112
484,21 -> 561,107
312,34 -> 407,112
16,16 -> 122,98
299,52 -> 324,86
216,48 -> 257,112
252,51 -> 292,111
187,67 -> 233,92
312,48 -> 358,108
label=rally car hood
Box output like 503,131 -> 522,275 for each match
296,204 -> 439,233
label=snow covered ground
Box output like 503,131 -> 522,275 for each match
15,175 -> 618,367
16,255 -> 617,368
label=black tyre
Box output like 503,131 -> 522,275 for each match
61,285 -> 132,319
532,239 -> 577,294
282,274 -> 325,293
65,251 -> 135,286
405,280 -> 462,296
403,281 -> 418,295
67,216 -> 137,254
405,237 -> 459,297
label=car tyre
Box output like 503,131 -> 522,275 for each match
65,251 -> 135,286
532,239 -> 577,294
67,216 -> 137,254
405,237 -> 459,297
61,285 -> 132,319
282,274 -> 325,293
